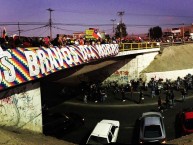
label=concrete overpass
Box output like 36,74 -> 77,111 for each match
0,42 -> 160,133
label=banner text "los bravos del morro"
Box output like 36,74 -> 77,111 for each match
0,44 -> 119,90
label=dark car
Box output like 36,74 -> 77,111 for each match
43,112 -> 85,136
178,108 -> 193,136
139,112 -> 166,144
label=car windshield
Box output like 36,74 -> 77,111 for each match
184,118 -> 193,130
87,136 -> 108,145
144,125 -> 162,138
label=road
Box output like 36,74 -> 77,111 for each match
43,85 -> 193,144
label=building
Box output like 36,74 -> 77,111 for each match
73,32 -> 85,39
163,24 -> 193,39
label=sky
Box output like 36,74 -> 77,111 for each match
1,0 -> 193,37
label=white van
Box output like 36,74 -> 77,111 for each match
86,119 -> 120,145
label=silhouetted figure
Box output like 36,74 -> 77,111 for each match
170,89 -> 175,106
158,96 -> 163,112
139,90 -> 144,104
121,86 -> 126,102
165,90 -> 170,109
181,87 -> 187,102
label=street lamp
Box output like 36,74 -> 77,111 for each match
117,11 -> 125,43
110,19 -> 116,34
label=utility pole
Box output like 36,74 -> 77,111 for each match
117,11 -> 124,24
182,23 -> 185,43
117,11 -> 125,43
18,22 -> 21,39
110,19 -> 116,34
47,8 -> 54,39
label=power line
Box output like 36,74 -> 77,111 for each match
20,25 -> 48,33
36,27 -> 50,37
55,9 -> 113,15
124,12 -> 193,18
0,21 -> 191,27
125,23 -> 190,28
5,25 -> 48,36
53,26 -> 80,32
0,22 -> 47,26
53,23 -> 112,27
55,9 -> 193,18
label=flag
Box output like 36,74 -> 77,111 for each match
97,31 -> 102,38
2,27 -> 6,39
92,29 -> 99,39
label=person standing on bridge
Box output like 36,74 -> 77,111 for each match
52,34 -> 63,47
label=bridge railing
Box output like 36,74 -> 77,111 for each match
119,42 -> 160,52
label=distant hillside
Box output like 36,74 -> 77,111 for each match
142,44 -> 193,73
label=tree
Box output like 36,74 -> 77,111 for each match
115,23 -> 128,39
149,26 -> 163,40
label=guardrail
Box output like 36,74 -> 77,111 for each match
119,42 -> 160,52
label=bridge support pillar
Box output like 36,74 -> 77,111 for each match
0,82 -> 42,133
103,52 -> 159,84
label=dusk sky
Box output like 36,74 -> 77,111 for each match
1,0 -> 193,37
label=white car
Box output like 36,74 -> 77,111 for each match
86,119 -> 120,145
139,112 -> 166,144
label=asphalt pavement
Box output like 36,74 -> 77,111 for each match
57,88 -> 193,144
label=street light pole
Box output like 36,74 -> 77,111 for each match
47,8 -> 54,40
110,19 -> 116,35
117,11 -> 124,24
117,11 -> 125,43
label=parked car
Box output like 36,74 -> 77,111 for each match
178,108 -> 193,136
43,112 -> 85,136
86,119 -> 120,145
139,112 -> 166,144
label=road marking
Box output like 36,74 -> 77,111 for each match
123,126 -> 134,129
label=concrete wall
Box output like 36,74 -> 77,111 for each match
103,52 -> 159,84
0,82 -> 42,133
142,69 -> 193,82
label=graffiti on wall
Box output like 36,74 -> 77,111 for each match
0,44 -> 119,90
0,82 -> 42,132
105,70 -> 129,84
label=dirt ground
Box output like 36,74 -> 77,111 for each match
143,43 -> 193,73
1,44 -> 193,145
0,126 -> 76,145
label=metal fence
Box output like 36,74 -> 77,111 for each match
119,42 -> 160,52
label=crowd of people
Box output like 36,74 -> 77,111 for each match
1,33 -> 192,51
68,73 -> 193,113
0,34 -> 118,50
